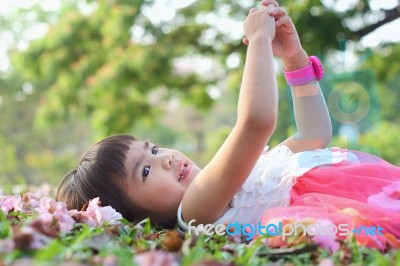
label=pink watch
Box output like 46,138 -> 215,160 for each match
283,55 -> 324,86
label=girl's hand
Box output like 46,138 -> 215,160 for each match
267,4 -> 303,59
243,5 -> 276,43
243,0 -> 304,60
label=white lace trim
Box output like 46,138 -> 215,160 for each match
231,145 -> 296,209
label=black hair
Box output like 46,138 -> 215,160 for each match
56,134 -> 141,221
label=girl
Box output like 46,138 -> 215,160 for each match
56,0 -> 400,249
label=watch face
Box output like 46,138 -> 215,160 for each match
309,56 -> 324,80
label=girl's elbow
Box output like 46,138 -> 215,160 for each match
326,128 -> 333,147
265,115 -> 277,135
243,114 -> 277,136
320,124 -> 332,148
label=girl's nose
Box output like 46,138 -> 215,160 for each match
162,153 -> 174,170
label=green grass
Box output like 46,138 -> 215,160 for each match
1,186 -> 399,266
1,216 -> 399,266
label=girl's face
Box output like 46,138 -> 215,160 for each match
123,140 -> 201,222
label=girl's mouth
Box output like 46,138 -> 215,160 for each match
178,162 -> 190,182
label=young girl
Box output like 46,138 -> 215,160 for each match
56,0 -> 400,249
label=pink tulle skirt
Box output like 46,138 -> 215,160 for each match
260,148 -> 400,250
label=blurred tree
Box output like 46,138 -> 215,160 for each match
330,122 -> 400,165
358,122 -> 400,165
0,5 -> 90,186
12,0 -> 217,138
12,0 -> 400,136
0,69 -> 88,186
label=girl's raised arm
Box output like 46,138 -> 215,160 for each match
260,1 -> 332,153
279,65 -> 332,153
181,6 -> 278,225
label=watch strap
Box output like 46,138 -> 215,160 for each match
283,56 -> 324,86
283,62 -> 316,86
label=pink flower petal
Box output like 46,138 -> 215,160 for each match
86,197 -> 102,225
0,195 -> 22,213
312,219 -> 340,252
135,251 -> 178,266
318,258 -> 335,266
99,206 -> 123,225
313,233 -> 339,252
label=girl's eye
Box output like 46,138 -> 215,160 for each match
142,166 -> 150,182
151,145 -> 159,155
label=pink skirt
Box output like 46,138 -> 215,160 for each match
260,148 -> 400,250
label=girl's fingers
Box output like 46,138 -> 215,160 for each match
242,37 -> 249,46
269,7 -> 287,18
261,0 -> 279,7
275,15 -> 292,27
249,7 -> 258,14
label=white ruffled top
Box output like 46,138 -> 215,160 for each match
177,145 -> 360,231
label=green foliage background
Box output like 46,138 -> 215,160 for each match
1,0 -> 400,187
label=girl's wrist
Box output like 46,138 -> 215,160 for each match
281,49 -> 309,71
248,33 -> 273,45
